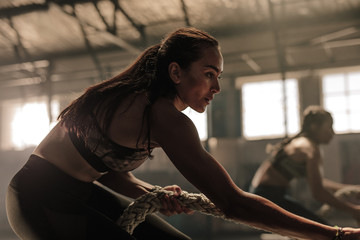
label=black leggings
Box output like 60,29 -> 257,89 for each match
6,155 -> 191,240
249,184 -> 329,225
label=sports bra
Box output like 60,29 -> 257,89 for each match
68,111 -> 153,173
270,148 -> 306,181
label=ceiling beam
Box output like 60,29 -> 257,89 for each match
310,27 -> 359,45
0,3 -> 48,18
56,3 -> 141,55
180,0 -> 191,26
6,16 -> 44,80
267,0 -> 288,75
0,60 -> 49,73
70,5 -> 105,81
92,1 -> 115,34
323,38 -> 360,48
240,54 -> 262,73
268,0 -> 290,137
112,0 -> 146,44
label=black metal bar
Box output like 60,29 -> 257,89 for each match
180,0 -> 191,26
92,1 -> 114,34
268,0 -> 289,137
0,4 -> 48,18
111,0 -> 146,44
70,5 -> 105,81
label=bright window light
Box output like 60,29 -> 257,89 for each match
11,102 -> 51,149
0,98 -> 60,150
323,71 -> 360,133
242,79 -> 299,139
182,107 -> 208,141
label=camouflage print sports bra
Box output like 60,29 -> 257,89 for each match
68,113 -> 153,173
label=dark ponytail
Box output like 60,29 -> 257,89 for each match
58,44 -> 161,139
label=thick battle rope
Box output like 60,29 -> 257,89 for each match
117,186 -> 231,235
318,186 -> 360,217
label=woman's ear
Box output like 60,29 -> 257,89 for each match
168,62 -> 181,84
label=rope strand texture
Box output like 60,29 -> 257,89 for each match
117,188 -> 227,235
318,186 -> 360,217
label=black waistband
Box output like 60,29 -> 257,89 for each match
10,155 -> 93,199
68,130 -> 110,173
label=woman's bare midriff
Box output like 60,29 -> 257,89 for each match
32,123 -> 105,183
251,160 -> 290,188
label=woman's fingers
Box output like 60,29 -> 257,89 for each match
158,185 -> 194,216
163,195 -> 182,213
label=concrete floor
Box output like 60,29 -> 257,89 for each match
0,232 -> 271,240
192,233 -> 289,240
1,229 -> 282,240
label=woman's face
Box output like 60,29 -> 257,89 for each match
172,46 -> 223,113
312,118 -> 335,144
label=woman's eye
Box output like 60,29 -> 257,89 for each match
206,72 -> 215,78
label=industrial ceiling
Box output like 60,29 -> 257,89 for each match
0,0 -> 359,99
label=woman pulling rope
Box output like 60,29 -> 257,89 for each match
6,27 -> 360,240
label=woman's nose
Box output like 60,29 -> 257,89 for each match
211,80 -> 221,94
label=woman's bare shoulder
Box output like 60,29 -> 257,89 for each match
151,98 -> 189,123
150,99 -> 199,145
290,137 -> 320,160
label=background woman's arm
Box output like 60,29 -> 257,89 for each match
323,178 -> 353,192
306,148 -> 360,220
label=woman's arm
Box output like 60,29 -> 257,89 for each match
323,178 -> 353,192
97,171 -> 154,199
150,103 -> 354,240
305,145 -> 360,221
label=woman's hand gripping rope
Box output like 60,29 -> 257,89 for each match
117,185 -> 227,235
158,185 -> 194,216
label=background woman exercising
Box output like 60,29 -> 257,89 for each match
250,105 -> 360,226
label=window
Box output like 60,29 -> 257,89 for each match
182,107 -> 208,141
1,97 -> 59,150
242,78 -> 300,139
323,71 -> 360,133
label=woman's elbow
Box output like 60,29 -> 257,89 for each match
213,189 -> 248,219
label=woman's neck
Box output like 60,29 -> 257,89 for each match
301,132 -> 320,145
